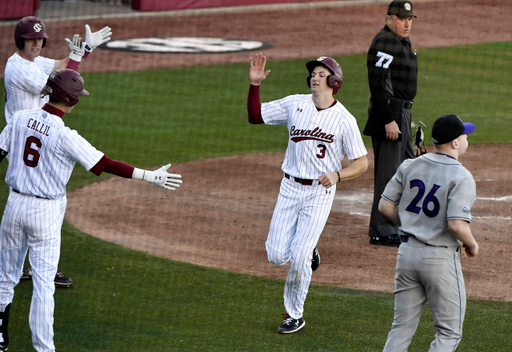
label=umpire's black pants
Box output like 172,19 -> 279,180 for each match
369,108 -> 414,238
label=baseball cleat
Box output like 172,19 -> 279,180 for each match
0,342 -> 7,351
369,235 -> 400,247
311,247 -> 320,272
54,272 -> 73,287
20,267 -> 32,280
278,314 -> 305,334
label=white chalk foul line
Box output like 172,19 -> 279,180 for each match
473,215 -> 512,221
477,195 -> 512,202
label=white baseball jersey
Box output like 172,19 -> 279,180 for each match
4,52 -> 55,123
0,107 -> 103,351
262,94 -> 367,178
0,108 -> 104,199
262,94 -> 367,320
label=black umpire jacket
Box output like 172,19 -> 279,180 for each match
363,25 -> 418,139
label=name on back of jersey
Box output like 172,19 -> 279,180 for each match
27,118 -> 50,137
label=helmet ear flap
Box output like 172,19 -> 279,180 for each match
327,75 -> 342,91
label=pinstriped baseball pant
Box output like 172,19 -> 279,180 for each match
383,238 -> 465,352
265,176 -> 335,319
0,192 -> 67,352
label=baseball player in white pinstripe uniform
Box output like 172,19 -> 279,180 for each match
4,16 -> 111,124
247,54 -> 368,334
0,69 -> 182,352
3,16 -> 112,287
379,114 -> 479,351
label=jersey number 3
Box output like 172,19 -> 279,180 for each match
316,144 -> 326,159
24,136 -> 42,168
406,179 -> 441,218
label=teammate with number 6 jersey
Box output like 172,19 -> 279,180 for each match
379,114 -> 479,351
0,69 -> 182,352
247,54 -> 368,334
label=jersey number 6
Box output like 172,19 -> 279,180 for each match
24,136 -> 42,168
406,179 -> 441,218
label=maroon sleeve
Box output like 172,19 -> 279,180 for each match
247,84 -> 264,124
90,155 -> 135,178
66,59 -> 80,71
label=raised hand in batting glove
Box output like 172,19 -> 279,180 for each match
84,24 -> 112,52
133,164 -> 182,191
65,34 -> 85,62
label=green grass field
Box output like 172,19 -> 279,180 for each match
0,42 -> 511,351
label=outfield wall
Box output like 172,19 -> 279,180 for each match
131,0 -> 343,12
0,0 -> 40,19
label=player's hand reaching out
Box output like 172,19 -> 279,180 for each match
133,164 -> 183,191
250,53 -> 271,86
145,164 -> 182,191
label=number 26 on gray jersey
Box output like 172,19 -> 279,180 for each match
406,179 -> 441,218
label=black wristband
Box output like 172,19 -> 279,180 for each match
336,171 -> 341,183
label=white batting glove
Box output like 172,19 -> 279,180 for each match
65,34 -> 85,62
134,164 -> 182,191
84,24 -> 112,52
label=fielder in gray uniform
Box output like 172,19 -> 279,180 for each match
378,114 -> 479,351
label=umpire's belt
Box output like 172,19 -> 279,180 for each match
12,188 -> 49,200
284,173 -> 315,186
388,97 -> 414,110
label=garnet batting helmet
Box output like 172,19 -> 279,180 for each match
15,16 -> 48,50
44,69 -> 89,107
306,56 -> 343,94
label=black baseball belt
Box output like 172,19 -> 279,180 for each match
388,97 -> 414,110
12,188 -> 49,200
284,173 -> 315,186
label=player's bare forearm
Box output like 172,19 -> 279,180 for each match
448,219 -> 479,257
338,156 -> 368,181
319,156 -> 368,188
54,58 -> 70,71
378,198 -> 401,225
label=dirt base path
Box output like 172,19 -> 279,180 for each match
60,0 -> 512,300
66,145 -> 512,300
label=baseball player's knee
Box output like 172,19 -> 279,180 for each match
265,242 -> 288,265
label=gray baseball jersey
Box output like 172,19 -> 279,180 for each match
381,152 -> 476,351
382,152 -> 476,247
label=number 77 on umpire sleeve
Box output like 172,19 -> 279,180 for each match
376,51 -> 394,69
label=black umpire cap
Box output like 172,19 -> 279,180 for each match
387,1 -> 417,19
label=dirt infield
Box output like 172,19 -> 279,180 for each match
37,0 -> 511,300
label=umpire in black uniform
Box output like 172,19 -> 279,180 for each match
364,0 -> 417,246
